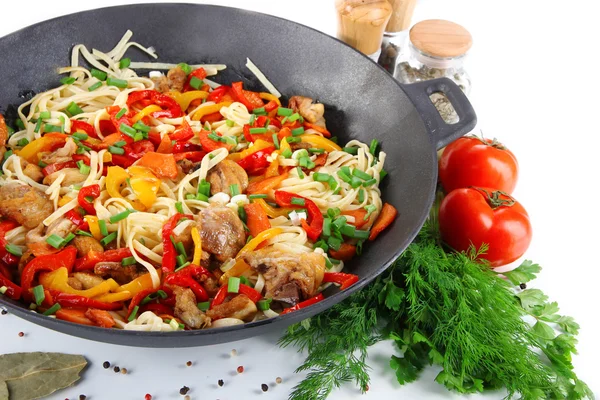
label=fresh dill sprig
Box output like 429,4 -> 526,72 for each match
281,217 -> 593,400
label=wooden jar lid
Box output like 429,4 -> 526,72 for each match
409,19 -> 472,58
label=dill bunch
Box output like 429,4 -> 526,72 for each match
281,217 -> 593,400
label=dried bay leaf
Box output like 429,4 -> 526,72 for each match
0,353 -> 87,400
1,381 -> 8,400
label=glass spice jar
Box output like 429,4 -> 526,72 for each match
395,20 -> 472,123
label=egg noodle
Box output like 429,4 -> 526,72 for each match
0,31 -> 390,331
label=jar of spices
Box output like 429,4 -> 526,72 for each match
395,19 -> 472,94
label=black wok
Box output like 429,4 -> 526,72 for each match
0,3 -> 476,347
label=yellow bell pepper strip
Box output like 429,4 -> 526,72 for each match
58,196 -> 73,207
103,152 -> 112,163
219,259 -> 251,285
191,227 -> 202,266
259,92 -> 281,106
167,91 -> 209,112
106,166 -> 130,200
279,137 -> 291,155
93,291 -> 133,303
131,105 -> 163,123
114,271 -> 157,296
301,134 -> 342,152
264,157 -> 280,178
237,227 -> 283,257
239,139 -> 273,159
191,101 -> 232,121
226,152 -> 242,162
17,133 -> 67,163
83,216 -> 103,240
39,267 -> 119,298
254,198 -> 294,218
127,166 -> 161,209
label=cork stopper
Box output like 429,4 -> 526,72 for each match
409,19 -> 472,58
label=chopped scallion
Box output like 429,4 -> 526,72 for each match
350,176 -> 363,188
91,68 -> 107,81
296,166 -> 305,178
108,145 -> 125,155
369,139 -> 379,155
107,77 -> 128,88
228,277 -> 241,293
343,147 -> 358,155
249,127 -> 267,134
115,107 -> 127,119
72,132 -> 88,141
288,113 -> 301,122
272,133 -> 280,149
109,209 -> 133,223
122,256 -> 137,266
323,218 -> 331,236
43,303 -> 61,316
66,102 -> 84,117
63,233 -> 76,244
17,138 -> 29,147
76,230 -> 93,237
190,76 -> 203,90
313,172 -> 331,182
119,123 -> 136,137
363,178 -> 377,187
197,301 -> 210,311
257,298 -> 272,311
327,236 -> 342,251
60,77 -> 76,85
286,137 -> 301,144
358,189 -> 365,203
277,107 -> 293,117
341,224 -> 356,237
291,197 -> 305,206
44,124 -> 63,133
324,257 -> 333,269
128,305 -> 139,321
309,148 -> 325,154
119,58 -> 131,69
175,242 -> 188,258
5,244 -> 22,257
281,148 -> 292,158
175,202 -> 184,214
176,254 -> 188,267
249,194 -> 267,200
230,184 -> 240,196
291,127 -> 305,136
39,111 -> 51,119
46,234 -> 65,249
226,119 -> 235,127
113,140 -> 127,148
198,179 -> 211,196
178,63 -> 192,75
336,170 -> 351,183
354,229 -> 370,240
252,107 -> 266,115
88,81 -> 103,92
98,220 -> 108,236
100,232 -> 117,247
352,168 -> 372,181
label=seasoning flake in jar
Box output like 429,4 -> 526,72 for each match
335,0 -> 393,58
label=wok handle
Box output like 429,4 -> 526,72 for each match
401,78 -> 477,149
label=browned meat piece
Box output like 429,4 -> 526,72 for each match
72,236 -> 103,257
173,286 -> 211,329
177,159 -> 195,175
290,142 -> 311,151
206,294 -> 257,322
288,96 -> 326,128
94,262 -> 143,285
25,217 -> 76,245
206,160 -> 248,196
71,272 -> 105,289
43,168 -> 87,186
243,248 -> 325,305
171,219 -> 198,256
23,162 -> 44,183
199,274 -> 220,297
199,205 -> 246,262
151,75 -> 170,93
0,115 -> 8,147
167,66 -> 187,93
0,183 -> 54,229
67,277 -> 84,290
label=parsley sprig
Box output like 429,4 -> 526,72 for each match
281,202 -> 592,400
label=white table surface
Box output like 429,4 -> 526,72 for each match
1,0 -> 599,399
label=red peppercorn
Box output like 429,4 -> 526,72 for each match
144,394 -> 152,400
18,332 -> 24,337
237,365 -> 244,374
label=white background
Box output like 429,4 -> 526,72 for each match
1,0 -> 599,399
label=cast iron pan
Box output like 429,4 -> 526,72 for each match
0,3 -> 476,347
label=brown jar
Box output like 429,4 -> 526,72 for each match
335,0 -> 393,57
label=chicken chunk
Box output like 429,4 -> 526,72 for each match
242,248 -> 325,305
23,162 -> 44,183
151,66 -> 187,94
94,262 -> 143,285
0,183 -> 54,229
0,115 -> 8,147
69,272 -> 105,290
72,236 -> 103,257
199,205 -> 246,262
288,96 -> 326,128
40,139 -> 77,165
25,217 -> 76,245
171,219 -> 197,257
173,286 -> 211,329
43,168 -> 87,186
206,160 -> 249,196
206,294 -> 257,322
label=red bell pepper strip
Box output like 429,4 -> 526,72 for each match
161,214 -> 193,273
71,120 -> 99,139
275,191 -> 324,241
170,120 -> 194,142
107,105 -> 133,130
197,130 -> 233,153
239,284 -> 262,303
127,90 -> 183,119
368,203 -> 398,241
237,146 -> 275,176
206,85 -> 229,103
264,100 -> 279,113
303,122 -> 331,138
164,265 -> 213,302
110,154 -> 135,168
77,184 -> 100,216
99,119 -> 117,136
65,210 -> 89,231
52,291 -> 122,311
323,272 -> 359,290
21,246 -> 77,301
127,288 -> 157,316
74,248 -> 132,271
172,142 -> 203,153
111,139 -> 157,168
210,285 -> 229,308
147,131 -> 162,148
280,293 -> 325,315
231,82 -> 263,111
0,273 -> 22,300
141,303 -> 174,316
182,68 -> 208,92
173,151 -> 207,163
72,154 -> 91,165
0,220 -> 19,267
41,160 -> 78,177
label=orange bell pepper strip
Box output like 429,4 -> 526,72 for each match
201,112 -> 223,124
253,198 -> 293,219
55,308 -> 94,326
368,203 -> 398,241
244,203 -> 271,238
264,157 -> 280,178
156,134 -> 173,154
237,228 -> 283,257
85,309 -> 116,328
303,122 -> 331,138
259,92 -> 281,106
136,152 -> 178,180
218,259 -> 251,285
18,133 -> 67,163
197,130 -> 233,152
191,101 -> 232,121
277,127 -> 292,141
342,209 -> 370,229
328,243 -> 357,261
246,171 -> 289,195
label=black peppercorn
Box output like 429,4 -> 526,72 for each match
103,361 -> 110,369
79,395 -> 87,400
113,366 -> 120,373
520,283 -> 527,289
218,379 -> 224,387
261,383 -> 269,392
179,386 -> 190,395
1,309 -> 7,315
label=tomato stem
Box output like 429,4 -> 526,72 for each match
468,134 -> 506,150
472,187 -> 515,209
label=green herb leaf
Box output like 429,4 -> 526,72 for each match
390,355 -> 421,385
0,352 -> 87,400
502,259 -> 541,285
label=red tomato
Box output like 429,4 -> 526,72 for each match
438,187 -> 532,267
439,136 -> 519,194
